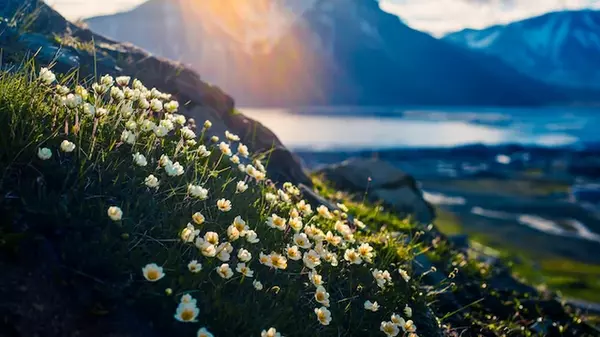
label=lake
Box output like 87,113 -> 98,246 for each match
241,106 -> 600,151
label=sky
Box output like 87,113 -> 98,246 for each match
46,0 -> 600,36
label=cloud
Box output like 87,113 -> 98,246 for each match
380,0 -> 600,36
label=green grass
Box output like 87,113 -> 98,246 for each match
0,65 -> 438,337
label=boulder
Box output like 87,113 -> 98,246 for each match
318,158 -> 435,224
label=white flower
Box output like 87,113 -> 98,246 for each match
358,243 -> 375,263
286,217 -> 302,233
107,206 -> 123,221
144,174 -> 160,189
132,79 -> 145,90
236,181 -> 248,193
230,154 -> 240,164
37,147 -> 52,160
198,145 -> 211,157
216,263 -> 233,279
296,200 -> 313,216
188,260 -> 202,273
238,164 -> 246,172
203,120 -> 212,129
266,214 -> 286,231
225,130 -> 240,142
261,328 -> 282,337
75,85 -> 88,100
237,248 -> 252,262
391,314 -> 405,326
372,269 -> 392,289
165,161 -> 185,176
315,286 -> 330,307
293,233 -> 312,249
100,74 -> 114,87
204,231 -> 219,245
174,302 -> 199,322
159,154 -> 171,167
253,280 -> 263,290
236,263 -> 254,277
142,263 -> 165,282
92,82 -> 106,95
302,250 -> 321,269
398,268 -> 411,283
265,192 -> 277,204
217,241 -> 233,254
268,252 -> 287,270
364,300 -> 379,312
164,100 -> 179,113
39,67 -> 56,84
237,143 -> 249,157
402,320 -> 417,333
244,230 -> 260,244
285,245 -> 301,260
64,93 -> 82,109
116,76 -> 130,86
325,231 -> 342,246
277,190 -> 290,203
181,126 -> 196,139
314,307 -> 332,326
181,294 -> 197,305
404,305 -> 412,318
173,114 -> 186,125
150,98 -> 163,112
219,142 -> 232,156
96,108 -> 108,118
217,199 -> 232,212
188,184 -> 209,200
192,212 -> 205,225
317,205 -> 332,219
232,216 -> 248,232
196,239 -> 217,257
110,87 -> 124,101
125,120 -> 137,130
83,103 -> 95,115
132,152 -> 147,167
380,321 -> 400,337
120,130 -> 136,145
181,223 -> 199,242
58,140 -> 76,153
309,271 -> 323,287
154,125 -> 169,138
354,219 -> 366,229
344,248 -> 362,265
227,225 -> 240,241
197,327 -> 214,337
138,98 -> 150,109
259,252 -> 272,267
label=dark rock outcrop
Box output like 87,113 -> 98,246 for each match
317,158 -> 435,224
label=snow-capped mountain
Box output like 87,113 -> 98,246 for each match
86,0 -> 571,106
444,10 -> 600,89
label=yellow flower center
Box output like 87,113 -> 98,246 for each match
146,269 -> 159,280
317,311 -> 326,321
316,293 -> 325,301
383,325 -> 394,333
180,308 -> 195,321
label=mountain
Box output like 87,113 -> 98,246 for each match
444,10 -> 600,90
86,0 -> 570,106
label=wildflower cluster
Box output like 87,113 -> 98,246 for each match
26,68 -> 423,336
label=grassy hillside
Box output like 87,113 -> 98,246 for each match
0,66 -> 442,337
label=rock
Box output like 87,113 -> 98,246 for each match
318,158 -> 435,224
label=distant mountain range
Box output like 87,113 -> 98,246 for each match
444,10 -> 600,90
85,0 -> 595,107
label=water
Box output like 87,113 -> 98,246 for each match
241,106 -> 600,151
